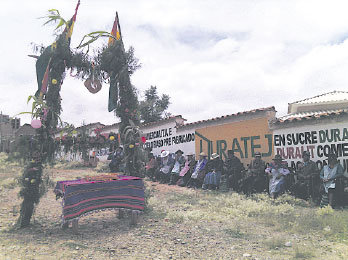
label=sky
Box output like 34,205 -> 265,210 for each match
1,0 -> 348,127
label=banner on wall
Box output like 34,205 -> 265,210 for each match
195,117 -> 274,164
142,125 -> 195,156
273,122 -> 348,174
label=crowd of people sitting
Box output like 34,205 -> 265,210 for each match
143,149 -> 348,208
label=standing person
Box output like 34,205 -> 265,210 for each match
202,153 -> 224,190
224,150 -> 244,191
169,150 -> 186,185
265,154 -> 290,199
293,151 -> 319,201
178,153 -> 196,187
242,152 -> 267,194
188,152 -> 208,188
320,153 -> 344,208
158,151 -> 174,184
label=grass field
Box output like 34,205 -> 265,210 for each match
0,153 -> 347,259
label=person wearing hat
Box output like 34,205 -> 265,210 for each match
293,151 -> 319,201
202,153 -> 224,190
319,153 -> 344,208
177,153 -> 196,187
242,152 -> 267,195
158,150 -> 175,183
188,152 -> 208,188
223,150 -> 244,192
265,154 -> 290,199
169,150 -> 186,185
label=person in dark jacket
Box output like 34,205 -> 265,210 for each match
108,147 -> 124,172
242,152 -> 267,194
202,153 -> 224,190
224,150 -> 244,191
293,151 -> 320,201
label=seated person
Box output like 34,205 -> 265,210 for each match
169,150 -> 186,185
293,151 -> 320,201
177,153 -> 196,187
108,147 -> 123,172
145,153 -> 157,181
158,150 -> 174,184
188,152 -> 208,188
320,153 -> 344,208
265,154 -> 290,199
202,153 -> 224,190
242,152 -> 267,195
223,150 -> 244,192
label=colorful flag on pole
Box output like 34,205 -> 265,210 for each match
39,58 -> 51,97
108,13 -> 121,46
65,0 -> 80,43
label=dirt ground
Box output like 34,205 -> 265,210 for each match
0,168 -> 347,260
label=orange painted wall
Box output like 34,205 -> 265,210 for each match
195,117 -> 273,165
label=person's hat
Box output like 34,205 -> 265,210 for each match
211,153 -> 219,159
273,154 -> 283,161
199,152 -> 207,157
302,151 -> 310,157
254,152 -> 261,157
160,150 -> 170,158
175,149 -> 184,155
187,152 -> 194,156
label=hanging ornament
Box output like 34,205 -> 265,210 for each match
31,119 -> 42,129
109,136 -> 115,141
125,108 -> 129,113
52,79 -> 58,85
141,136 -> 147,143
129,144 -> 135,148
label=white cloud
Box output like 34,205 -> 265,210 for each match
2,0 -> 348,127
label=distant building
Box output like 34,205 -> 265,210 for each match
271,90 -> 348,176
0,112 -> 20,152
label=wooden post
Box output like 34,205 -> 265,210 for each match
62,221 -> 69,230
72,219 -> 79,234
118,208 -> 125,219
130,210 -> 138,226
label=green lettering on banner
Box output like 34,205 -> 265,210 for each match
232,138 -> 244,158
218,140 -> 227,160
262,134 -> 273,157
319,130 -> 326,143
241,137 -> 250,158
251,136 -> 261,157
333,128 -> 341,142
343,128 -> 348,141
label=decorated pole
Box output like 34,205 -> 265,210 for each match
18,1 -> 82,228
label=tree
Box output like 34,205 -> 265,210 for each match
139,86 -> 170,124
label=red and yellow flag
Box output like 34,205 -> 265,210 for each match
65,0 -> 80,42
108,13 -> 121,46
40,58 -> 51,97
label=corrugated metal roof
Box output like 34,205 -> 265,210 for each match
178,106 -> 276,129
275,108 -> 348,124
289,90 -> 348,105
141,115 -> 185,128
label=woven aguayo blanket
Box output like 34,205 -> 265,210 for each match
54,175 -> 145,222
